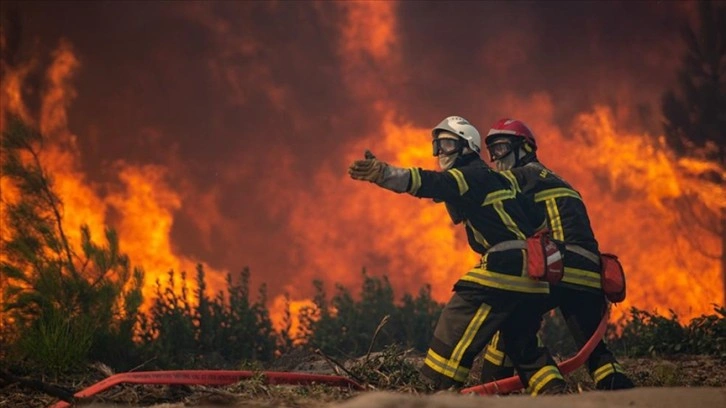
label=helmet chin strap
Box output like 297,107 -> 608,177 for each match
438,152 -> 458,170
495,146 -> 528,170
438,145 -> 474,170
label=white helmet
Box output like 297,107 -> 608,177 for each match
431,116 -> 481,155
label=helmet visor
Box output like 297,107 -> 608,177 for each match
432,137 -> 461,156
486,140 -> 514,162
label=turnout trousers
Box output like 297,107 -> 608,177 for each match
421,289 -> 565,394
480,286 -> 634,389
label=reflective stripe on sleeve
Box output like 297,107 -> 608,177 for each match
408,168 -> 422,195
482,189 -> 516,206
447,168 -> 469,196
534,187 -> 582,202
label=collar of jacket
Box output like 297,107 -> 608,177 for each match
453,152 -> 487,169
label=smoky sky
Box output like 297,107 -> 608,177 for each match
1,0 -> 698,299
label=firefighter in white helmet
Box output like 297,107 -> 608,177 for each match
348,116 -> 566,394
481,118 -> 635,390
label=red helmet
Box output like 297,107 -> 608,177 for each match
485,118 -> 537,150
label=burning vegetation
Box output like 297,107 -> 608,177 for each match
0,2 -> 724,405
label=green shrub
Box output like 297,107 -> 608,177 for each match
16,308 -> 94,374
683,305 -> 726,358
609,305 -> 726,358
137,265 -> 277,368
1,117 -> 144,373
298,270 -> 443,357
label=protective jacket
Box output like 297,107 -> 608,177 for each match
499,161 -> 601,292
405,154 -> 548,294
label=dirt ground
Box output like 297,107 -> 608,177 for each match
333,387 -> 726,408
2,355 -> 725,407
41,388 -> 726,408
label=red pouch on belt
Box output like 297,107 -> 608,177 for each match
600,253 -> 626,303
526,232 -> 563,284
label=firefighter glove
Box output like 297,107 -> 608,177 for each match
349,150 -> 387,184
348,150 -> 411,193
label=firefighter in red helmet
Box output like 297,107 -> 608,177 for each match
481,118 -> 635,390
348,116 -> 567,394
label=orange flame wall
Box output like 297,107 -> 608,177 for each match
0,41 -> 226,304
1,1 -> 722,330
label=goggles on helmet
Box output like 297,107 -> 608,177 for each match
486,139 -> 516,162
432,136 -> 463,157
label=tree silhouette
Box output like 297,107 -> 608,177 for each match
661,0 -> 726,304
0,116 -> 144,372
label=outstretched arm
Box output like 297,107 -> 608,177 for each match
348,150 -> 411,193
348,150 -> 468,201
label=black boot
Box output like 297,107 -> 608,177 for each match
535,378 -> 569,395
595,372 -> 635,390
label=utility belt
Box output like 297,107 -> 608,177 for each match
564,244 -> 600,265
489,240 -> 626,302
564,244 -> 626,303
487,232 -> 563,284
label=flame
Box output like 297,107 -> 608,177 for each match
567,107 -> 723,322
269,295 -> 315,339
2,2 -> 722,339
0,41 -> 226,311
271,3 -> 723,328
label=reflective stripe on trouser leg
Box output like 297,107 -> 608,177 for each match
592,362 -> 626,383
424,302 -> 491,383
484,330 -> 543,367
421,292 -> 510,388
528,365 -> 565,396
480,330 -> 515,383
498,299 -> 563,394
483,331 -> 506,365
554,287 -> 621,376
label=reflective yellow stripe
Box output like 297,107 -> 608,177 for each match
466,220 -> 490,249
461,268 -> 549,294
484,347 -> 505,365
493,201 -> 526,239
593,363 -> 625,383
544,198 -> 564,241
448,303 -> 491,374
484,332 -> 505,366
447,168 -> 469,195
491,331 -> 500,348
482,189 -> 516,206
562,267 -> 602,289
528,365 -> 563,395
424,349 -> 470,382
500,171 -> 520,191
534,187 -> 582,202
408,168 -> 421,194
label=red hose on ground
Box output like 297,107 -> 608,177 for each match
460,308 -> 610,395
50,310 -> 609,406
50,370 -> 363,408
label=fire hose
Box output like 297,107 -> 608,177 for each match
50,371 -> 364,408
460,307 -> 610,395
50,310 -> 609,407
